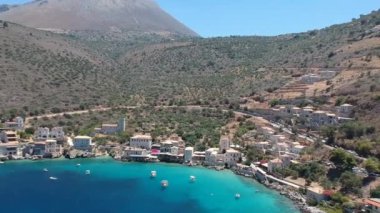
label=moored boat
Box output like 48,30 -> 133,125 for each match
43,168 -> 48,172
161,180 -> 169,188
49,176 -> 58,180
151,171 -> 157,178
190,175 -> 196,182
85,170 -> 91,175
235,193 -> 241,199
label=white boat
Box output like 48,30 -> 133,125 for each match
161,180 -> 169,188
76,163 -> 81,167
43,168 -> 48,172
0,161 -> 4,164
151,171 -> 157,178
235,193 -> 241,199
49,176 -> 58,180
190,175 -> 196,182
85,170 -> 91,175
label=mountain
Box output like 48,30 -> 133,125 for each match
0,22 -> 122,113
0,0 -> 197,36
0,10 -> 379,124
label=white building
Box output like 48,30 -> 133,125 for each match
319,70 -> 337,80
184,147 -> 194,163
35,127 -> 65,140
269,134 -> 287,144
95,118 -> 126,135
300,74 -> 321,84
336,104 -> 354,118
225,149 -> 242,166
45,139 -> 62,157
301,106 -> 314,118
35,127 -> 50,139
170,146 -> 179,155
0,142 -> 20,156
130,135 -> 152,150
73,136 -> 93,151
50,127 -> 65,140
0,131 -> 18,143
268,158 -> 283,173
205,148 -> 224,166
291,145 -> 305,155
219,136 -> 231,152
4,116 -> 24,130
123,147 -> 148,157
275,142 -> 289,153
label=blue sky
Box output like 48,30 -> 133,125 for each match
2,0 -> 380,37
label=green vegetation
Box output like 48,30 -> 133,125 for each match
29,107 -> 234,149
1,10 -> 380,112
370,185 -> 380,198
339,122 -> 375,140
330,149 -> 357,170
364,157 -> 380,173
339,171 -> 362,194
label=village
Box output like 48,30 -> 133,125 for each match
0,100 -> 379,213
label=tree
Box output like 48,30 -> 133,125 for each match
356,140 -> 373,157
269,99 -> 280,107
245,146 -> 265,165
339,171 -> 362,194
321,126 -> 336,145
24,127 -> 35,135
330,149 -> 357,170
291,162 -> 326,182
371,185 -> 380,198
364,157 -> 380,173
331,192 -> 350,204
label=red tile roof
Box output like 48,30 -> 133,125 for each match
365,199 -> 380,208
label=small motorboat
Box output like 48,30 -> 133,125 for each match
43,168 -> 48,172
0,161 -> 4,164
235,193 -> 241,199
85,170 -> 91,175
161,180 -> 169,188
49,176 -> 58,180
76,163 -> 81,167
151,171 -> 157,178
190,175 -> 196,182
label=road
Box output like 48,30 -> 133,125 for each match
24,106 -> 136,127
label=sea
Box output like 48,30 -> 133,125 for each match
0,158 -> 299,213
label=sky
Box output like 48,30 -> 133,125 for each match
2,0 -> 380,37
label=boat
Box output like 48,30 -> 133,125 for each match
0,161 -> 4,164
161,180 -> 169,188
151,171 -> 157,178
43,168 -> 48,172
49,176 -> 58,180
235,193 -> 241,199
190,175 -> 196,182
85,170 -> 91,175
76,163 -> 81,167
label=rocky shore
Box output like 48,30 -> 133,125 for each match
233,170 -> 325,213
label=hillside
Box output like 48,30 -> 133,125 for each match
0,0 -> 197,36
0,10 -> 379,118
0,22 -> 122,114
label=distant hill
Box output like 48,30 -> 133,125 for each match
0,0 -> 197,36
0,9 -> 379,119
0,22 -> 122,112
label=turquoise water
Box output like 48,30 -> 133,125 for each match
0,158 -> 299,213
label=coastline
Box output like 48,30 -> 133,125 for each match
1,156 -> 322,213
